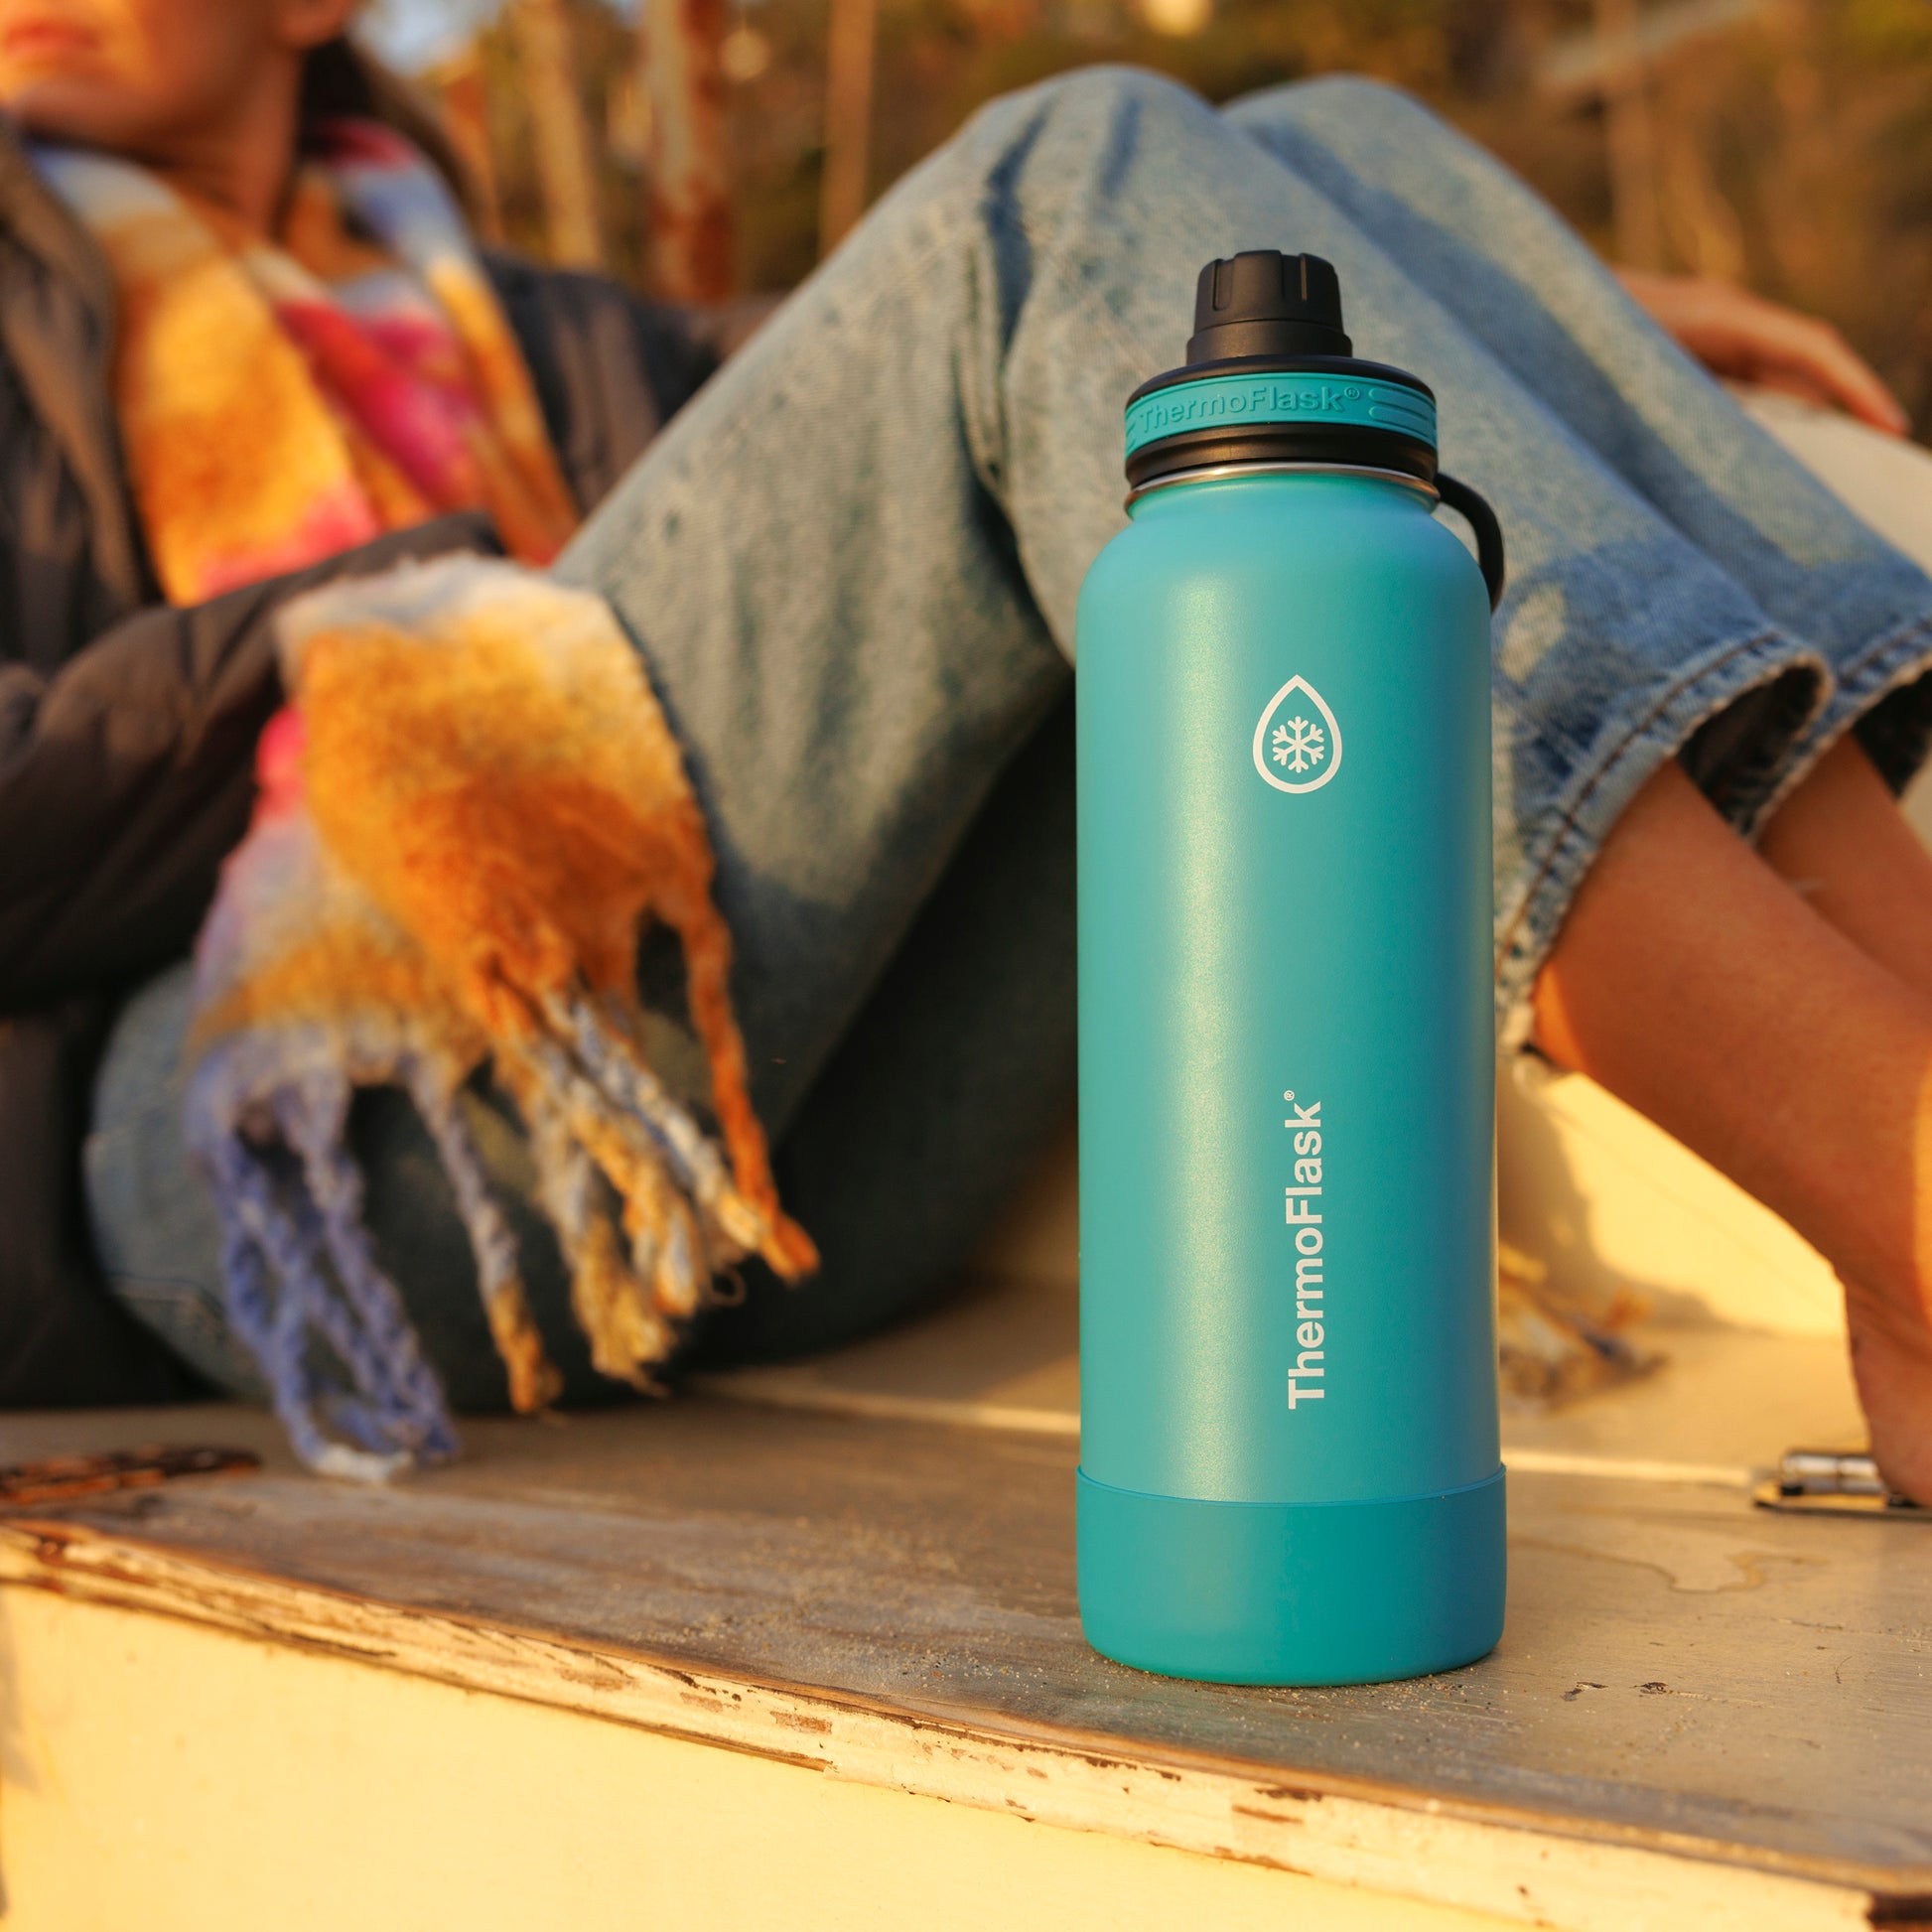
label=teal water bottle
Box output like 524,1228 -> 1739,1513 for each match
1074,251 -> 1506,1686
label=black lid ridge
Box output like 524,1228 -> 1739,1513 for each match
1186,250 -> 1352,363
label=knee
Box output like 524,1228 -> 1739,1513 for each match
1282,72 -> 1434,118
1229,71 -> 1449,145
1033,62 -> 1206,120
960,61 -> 1216,162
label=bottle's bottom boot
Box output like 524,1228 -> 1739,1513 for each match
1075,1465 -> 1506,1686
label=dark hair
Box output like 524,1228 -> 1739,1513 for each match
300,37 -> 482,221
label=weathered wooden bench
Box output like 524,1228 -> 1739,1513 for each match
4,1134 -> 1928,1932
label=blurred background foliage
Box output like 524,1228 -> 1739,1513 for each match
369,0 -> 1932,422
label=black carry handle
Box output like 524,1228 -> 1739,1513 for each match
1435,473 -> 1506,612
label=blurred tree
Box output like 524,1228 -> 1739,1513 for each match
427,43 -> 506,239
640,0 -> 737,296
1587,0 -> 1666,269
473,0 -> 641,277
820,0 -> 880,252
511,0 -> 609,263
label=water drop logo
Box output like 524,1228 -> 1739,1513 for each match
1253,675 -> 1342,794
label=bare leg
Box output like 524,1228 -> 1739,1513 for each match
1757,738 -> 1932,990
1532,759 -> 1932,1500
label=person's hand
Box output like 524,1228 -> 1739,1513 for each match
1617,267 -> 1910,436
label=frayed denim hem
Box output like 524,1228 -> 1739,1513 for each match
1493,627 -> 1830,1053
1747,609 -> 1932,826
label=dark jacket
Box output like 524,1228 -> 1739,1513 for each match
0,111 -> 715,1403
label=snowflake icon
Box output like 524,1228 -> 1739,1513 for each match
1272,716 -> 1326,773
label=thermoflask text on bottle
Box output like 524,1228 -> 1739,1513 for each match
1074,250 -> 1506,1686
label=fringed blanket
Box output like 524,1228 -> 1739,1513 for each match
189,559 -> 816,1479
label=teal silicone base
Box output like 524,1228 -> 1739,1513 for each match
1076,1466 -> 1506,1686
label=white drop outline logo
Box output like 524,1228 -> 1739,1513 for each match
1253,675 -> 1342,794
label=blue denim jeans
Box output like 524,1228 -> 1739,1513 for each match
83,69 -> 1932,1405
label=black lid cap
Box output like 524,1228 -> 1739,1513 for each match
1185,250 -> 1352,363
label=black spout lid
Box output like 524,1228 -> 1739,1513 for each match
1125,248 -> 1437,496
1186,251 -> 1353,363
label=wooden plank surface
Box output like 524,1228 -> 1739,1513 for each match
2,1391 -> 1928,1921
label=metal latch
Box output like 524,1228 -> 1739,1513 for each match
1752,1449 -> 1929,1518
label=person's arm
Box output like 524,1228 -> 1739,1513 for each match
1617,267 -> 1910,435
0,512 -> 497,1010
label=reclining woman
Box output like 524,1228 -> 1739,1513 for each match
6,0 -> 1932,1491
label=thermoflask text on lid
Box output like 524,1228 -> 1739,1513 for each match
1074,250 -> 1506,1686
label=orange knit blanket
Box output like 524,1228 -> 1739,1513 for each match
187,558 -> 816,1478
